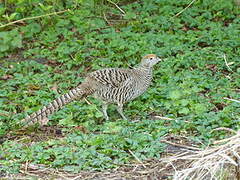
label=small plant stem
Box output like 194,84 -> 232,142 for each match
223,54 -> 233,72
223,97 -> 240,104
106,0 -> 125,14
0,9 -> 70,29
129,150 -> 147,168
173,0 -> 197,17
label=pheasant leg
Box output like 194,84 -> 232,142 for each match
117,103 -> 128,120
102,102 -> 109,120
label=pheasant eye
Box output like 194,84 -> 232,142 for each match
150,57 -> 153,60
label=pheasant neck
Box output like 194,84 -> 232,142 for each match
137,65 -> 153,75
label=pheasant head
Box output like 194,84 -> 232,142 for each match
140,54 -> 161,68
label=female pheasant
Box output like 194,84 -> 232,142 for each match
22,54 -> 161,126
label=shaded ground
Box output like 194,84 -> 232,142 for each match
4,159 -> 172,180
1,128 -> 200,180
1,127 -> 238,180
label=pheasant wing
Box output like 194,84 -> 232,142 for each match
88,68 -> 132,88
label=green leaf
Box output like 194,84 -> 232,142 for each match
180,99 -> 189,106
0,44 -> 9,52
178,107 -> 190,115
59,113 -> 76,126
169,90 -> 182,100
193,103 -> 207,114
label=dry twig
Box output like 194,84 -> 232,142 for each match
173,0 -> 198,17
162,131 -> 240,180
83,98 -> 102,114
129,150 -> 147,169
160,140 -> 201,151
0,9 -> 69,28
223,54 -> 234,72
106,0 -> 125,14
153,116 -> 173,121
211,127 -> 237,134
103,12 -> 111,25
223,97 -> 240,104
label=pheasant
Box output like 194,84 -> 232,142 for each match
21,54 -> 161,126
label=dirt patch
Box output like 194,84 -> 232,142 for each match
3,157 -> 177,180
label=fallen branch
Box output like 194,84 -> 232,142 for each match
161,140 -> 201,151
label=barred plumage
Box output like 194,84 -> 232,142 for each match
21,54 -> 161,126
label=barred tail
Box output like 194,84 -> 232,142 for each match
22,84 -> 91,126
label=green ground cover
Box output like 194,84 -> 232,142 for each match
0,0 -> 239,174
